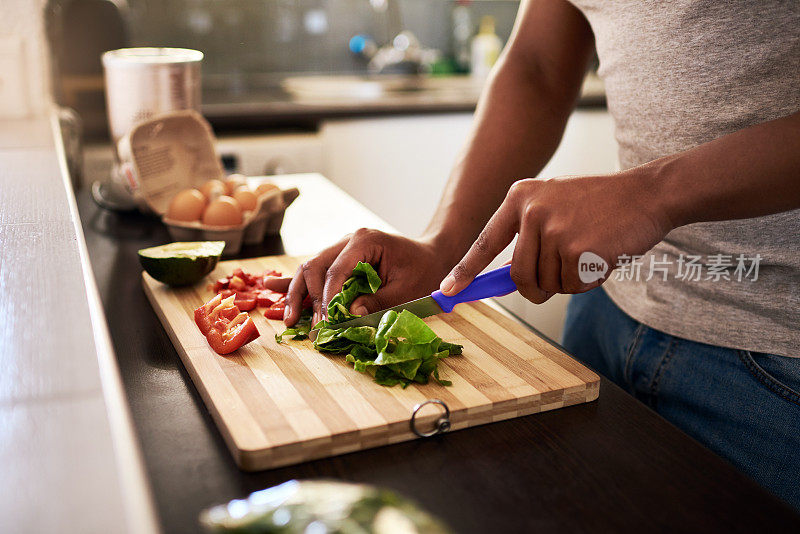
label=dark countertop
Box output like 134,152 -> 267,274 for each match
76,175 -> 799,534
202,82 -> 479,131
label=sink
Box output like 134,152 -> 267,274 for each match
281,74 -> 485,101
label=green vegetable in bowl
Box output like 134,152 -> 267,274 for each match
199,479 -> 452,533
277,262 -> 462,387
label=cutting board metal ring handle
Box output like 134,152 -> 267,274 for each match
410,399 -> 451,438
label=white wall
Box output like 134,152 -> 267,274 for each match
0,0 -> 52,118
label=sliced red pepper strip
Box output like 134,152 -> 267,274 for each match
195,294 -> 241,335
194,294 -> 260,354
194,293 -> 225,335
204,312 -> 259,355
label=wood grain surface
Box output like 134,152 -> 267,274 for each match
143,255 -> 600,471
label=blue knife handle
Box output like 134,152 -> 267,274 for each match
430,264 -> 517,313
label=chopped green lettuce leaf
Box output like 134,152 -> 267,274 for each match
274,310 -> 312,343
277,262 -> 462,387
316,261 -> 382,329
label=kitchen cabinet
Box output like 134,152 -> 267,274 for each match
320,113 -> 476,237
216,132 -> 324,176
321,110 -> 618,341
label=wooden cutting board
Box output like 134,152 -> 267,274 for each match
143,255 -> 600,471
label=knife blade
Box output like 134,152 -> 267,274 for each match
309,264 -> 517,340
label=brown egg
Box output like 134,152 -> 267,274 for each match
199,179 -> 226,201
224,174 -> 248,195
232,186 -> 258,212
255,181 -> 279,197
202,196 -> 243,226
166,188 -> 206,222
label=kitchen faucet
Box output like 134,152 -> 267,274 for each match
350,0 -> 437,75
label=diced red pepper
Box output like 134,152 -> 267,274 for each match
264,296 -> 286,320
264,306 -> 285,320
212,269 -> 287,306
234,293 -> 258,311
256,289 -> 283,308
231,268 -> 258,286
194,294 -> 260,354
229,275 -> 247,291
211,277 -> 230,293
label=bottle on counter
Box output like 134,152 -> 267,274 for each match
470,15 -> 502,79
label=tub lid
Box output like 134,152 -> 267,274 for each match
102,47 -> 203,67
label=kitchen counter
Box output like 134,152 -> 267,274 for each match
201,74 -> 607,131
74,172 -> 800,533
79,74 -> 606,139
0,115 -> 157,533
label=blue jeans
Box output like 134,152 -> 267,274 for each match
562,287 -> 800,510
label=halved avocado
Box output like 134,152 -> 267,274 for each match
138,241 -> 225,286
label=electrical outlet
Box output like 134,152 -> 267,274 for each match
0,37 -> 30,119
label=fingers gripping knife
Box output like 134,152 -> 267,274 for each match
309,265 -> 517,339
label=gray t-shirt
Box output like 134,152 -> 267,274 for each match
568,0 -> 800,357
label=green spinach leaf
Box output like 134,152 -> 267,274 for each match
278,262 -> 461,387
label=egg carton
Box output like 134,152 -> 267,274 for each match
162,187 -> 299,255
117,110 -> 299,255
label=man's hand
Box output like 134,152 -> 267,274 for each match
284,229 -> 455,326
439,172 -> 673,303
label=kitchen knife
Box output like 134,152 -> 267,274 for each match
309,264 -> 516,339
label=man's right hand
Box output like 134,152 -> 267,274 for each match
283,228 -> 455,327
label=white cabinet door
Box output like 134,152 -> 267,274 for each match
320,110 -> 618,342
321,113 -> 476,237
